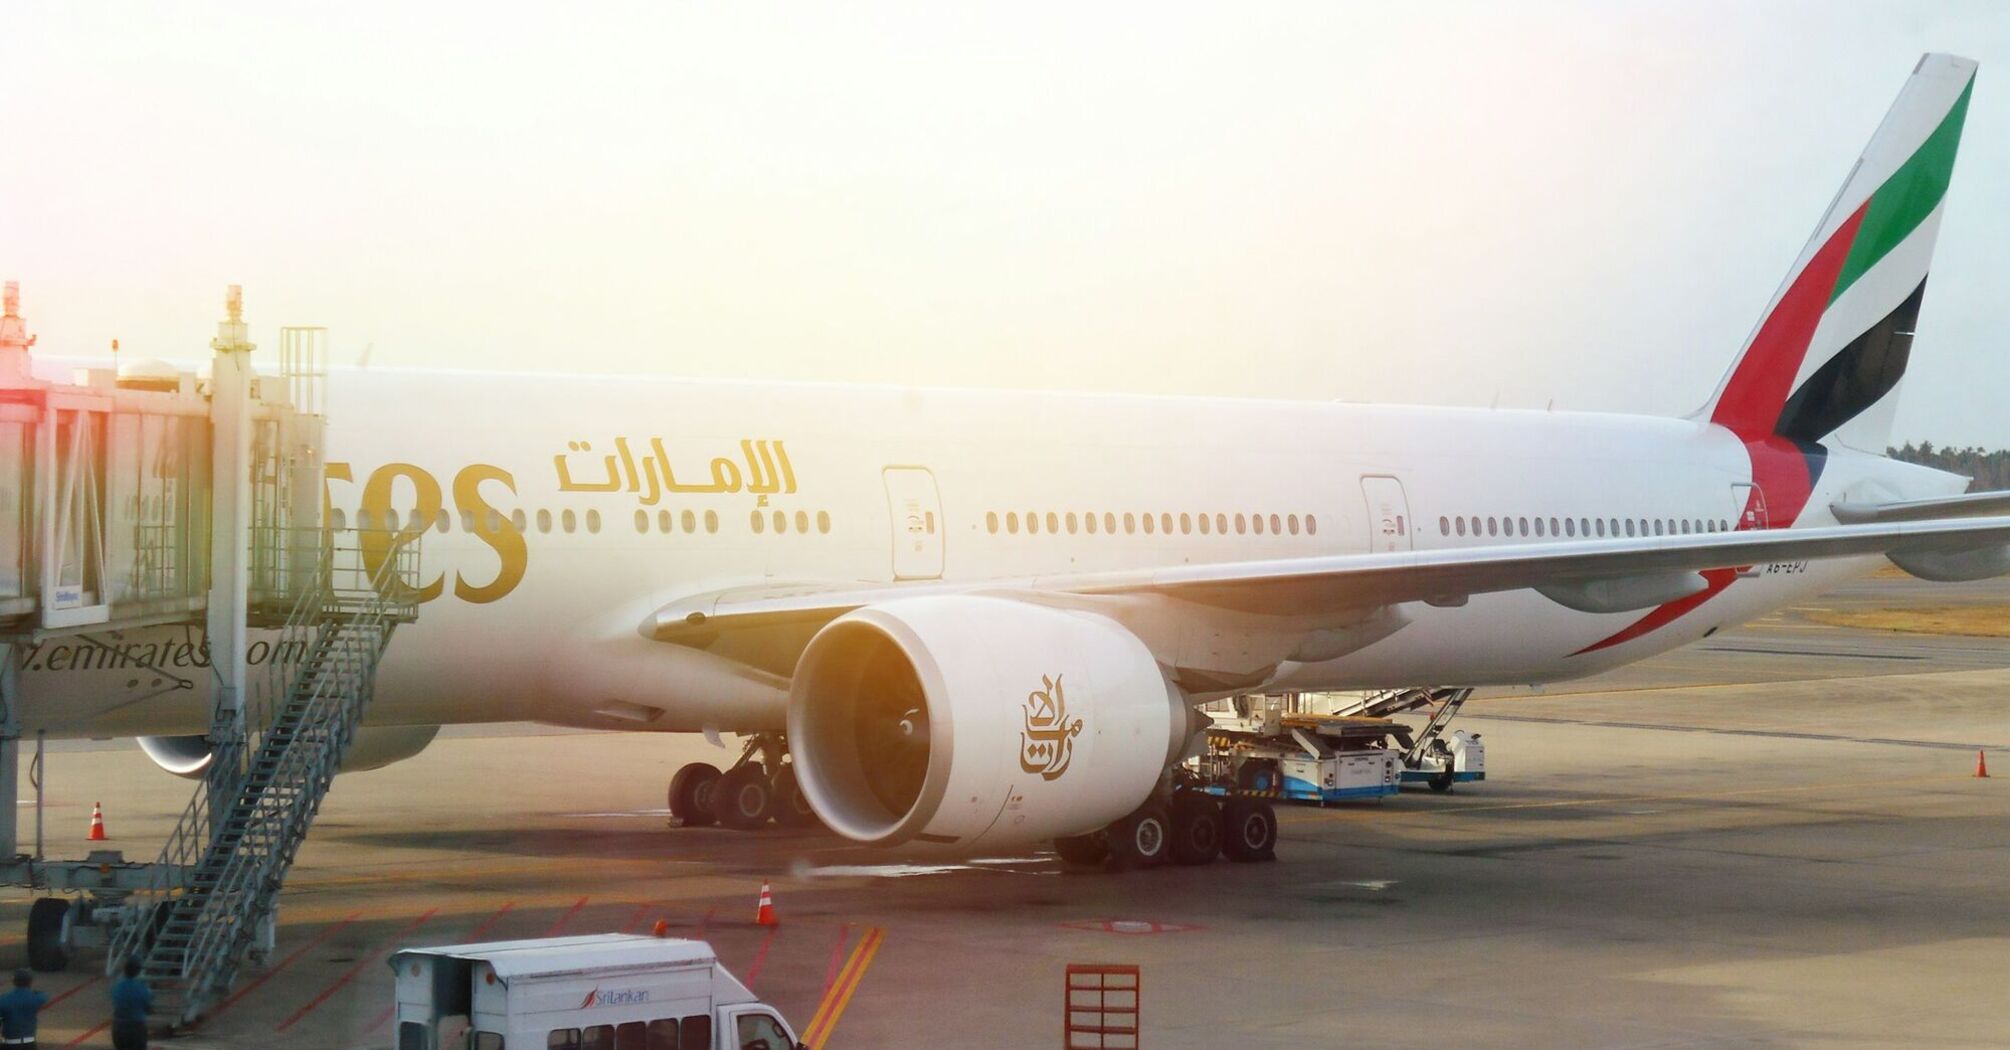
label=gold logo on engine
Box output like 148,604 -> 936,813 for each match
1019,674 -> 1084,781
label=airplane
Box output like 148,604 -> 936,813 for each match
12,52 -> 2008,871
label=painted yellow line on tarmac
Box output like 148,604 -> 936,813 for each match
803,925 -> 885,1048
1276,772 -> 1961,826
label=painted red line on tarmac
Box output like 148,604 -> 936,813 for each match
743,927 -> 779,989
208,912 -> 362,1021
822,923 -> 850,996
462,900 -> 517,943
542,896 -> 589,937
275,908 -> 438,1033
696,905 -> 716,934
619,902 -> 653,934
46,973 -> 102,1008
62,1020 -> 108,1047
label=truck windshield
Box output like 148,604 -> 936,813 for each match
736,1013 -> 792,1050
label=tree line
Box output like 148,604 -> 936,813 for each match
1886,443 -> 2010,491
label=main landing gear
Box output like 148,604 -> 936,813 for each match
1052,773 -> 1277,872
669,733 -> 819,832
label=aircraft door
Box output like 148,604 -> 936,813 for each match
1359,475 -> 1413,553
883,466 -> 944,580
1731,482 -> 1769,531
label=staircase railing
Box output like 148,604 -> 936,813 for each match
104,527 -> 419,1023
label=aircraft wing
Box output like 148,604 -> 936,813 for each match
1831,489 -> 2010,523
649,515 -> 2010,675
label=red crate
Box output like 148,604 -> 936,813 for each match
1064,963 -> 1140,1049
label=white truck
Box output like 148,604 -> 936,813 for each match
388,933 -> 804,1050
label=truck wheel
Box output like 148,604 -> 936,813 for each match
669,763 -> 722,827
1169,794 -> 1223,866
1235,760 -> 1278,794
1221,799 -> 1278,863
1053,833 -> 1109,868
770,766 -> 821,829
714,765 -> 773,831
27,897 -> 69,972
1105,804 -> 1171,870
1428,767 -> 1455,793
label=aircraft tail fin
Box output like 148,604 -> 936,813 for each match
1702,53 -> 1975,452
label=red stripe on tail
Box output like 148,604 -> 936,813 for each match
1711,202 -> 1868,437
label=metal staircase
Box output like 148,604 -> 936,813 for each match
104,529 -> 420,1025
1326,687 -> 1443,719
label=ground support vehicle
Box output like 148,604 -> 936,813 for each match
389,934 -> 802,1050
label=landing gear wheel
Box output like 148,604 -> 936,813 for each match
1105,804 -> 1172,870
1053,832 -> 1110,868
1169,794 -> 1223,866
669,762 -> 722,828
770,766 -> 821,829
26,897 -> 69,972
1221,798 -> 1278,863
714,765 -> 774,831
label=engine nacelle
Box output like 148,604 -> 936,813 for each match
788,596 -> 1188,851
137,725 -> 442,779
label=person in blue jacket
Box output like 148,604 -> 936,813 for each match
0,968 -> 48,1049
110,957 -> 152,1049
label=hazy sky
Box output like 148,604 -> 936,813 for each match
7,2 -> 2009,446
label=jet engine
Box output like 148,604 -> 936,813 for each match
788,596 -> 1191,852
137,725 -> 443,778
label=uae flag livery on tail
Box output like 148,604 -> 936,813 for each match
1703,54 -> 1974,453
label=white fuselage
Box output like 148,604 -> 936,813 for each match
11,367 -> 1961,739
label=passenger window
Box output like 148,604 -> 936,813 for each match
437,509 -> 452,533
1517,516 -> 1528,536
1550,517 -> 1560,536
646,1019 -> 679,1049
562,509 -> 577,533
1124,513 -> 1136,534
1533,517 -> 1544,537
1439,516 -> 1450,537
681,510 -> 696,533
616,1021 -> 647,1049
1047,512 -> 1060,534
736,1012 -> 794,1050
795,510 -> 809,534
1161,513 -> 1174,534
1269,513 -> 1281,535
1625,520 -> 1636,537
1180,512 -> 1192,534
1287,514 -> 1299,535
773,510 -> 787,534
1564,518 -> 1575,537
1085,512 -> 1098,535
705,510 -> 719,534
1305,514 -> 1317,536
658,510 -> 672,533
1234,513 -> 1246,534
1006,512 -> 1019,534
582,1025 -> 614,1050
1027,512 -> 1040,535
400,1021 -> 431,1050
1252,514 -> 1264,536
1199,513 -> 1211,535
1596,519 -> 1606,537
1143,513 -> 1156,535
1455,517 -> 1466,537
817,511 -> 831,534
680,1015 -> 712,1047
1486,517 -> 1497,537
750,510 -> 765,534
330,508 -> 348,531
473,1035 -> 505,1050
986,511 -> 998,534
1217,513 -> 1228,534
1066,512 -> 1078,534
586,509 -> 601,534
549,1031 -> 581,1050
634,510 -> 649,534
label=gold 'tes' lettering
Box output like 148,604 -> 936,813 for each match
327,461 -> 530,606
361,462 -> 445,604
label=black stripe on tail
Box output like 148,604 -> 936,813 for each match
1774,279 -> 1927,443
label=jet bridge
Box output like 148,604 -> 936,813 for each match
0,283 -> 422,1027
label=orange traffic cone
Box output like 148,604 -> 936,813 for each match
88,802 -> 107,841
1976,751 -> 1991,778
755,880 -> 778,926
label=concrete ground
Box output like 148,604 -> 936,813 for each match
7,574 -> 2007,1049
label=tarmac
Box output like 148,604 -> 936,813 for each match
8,572 -> 2007,1048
